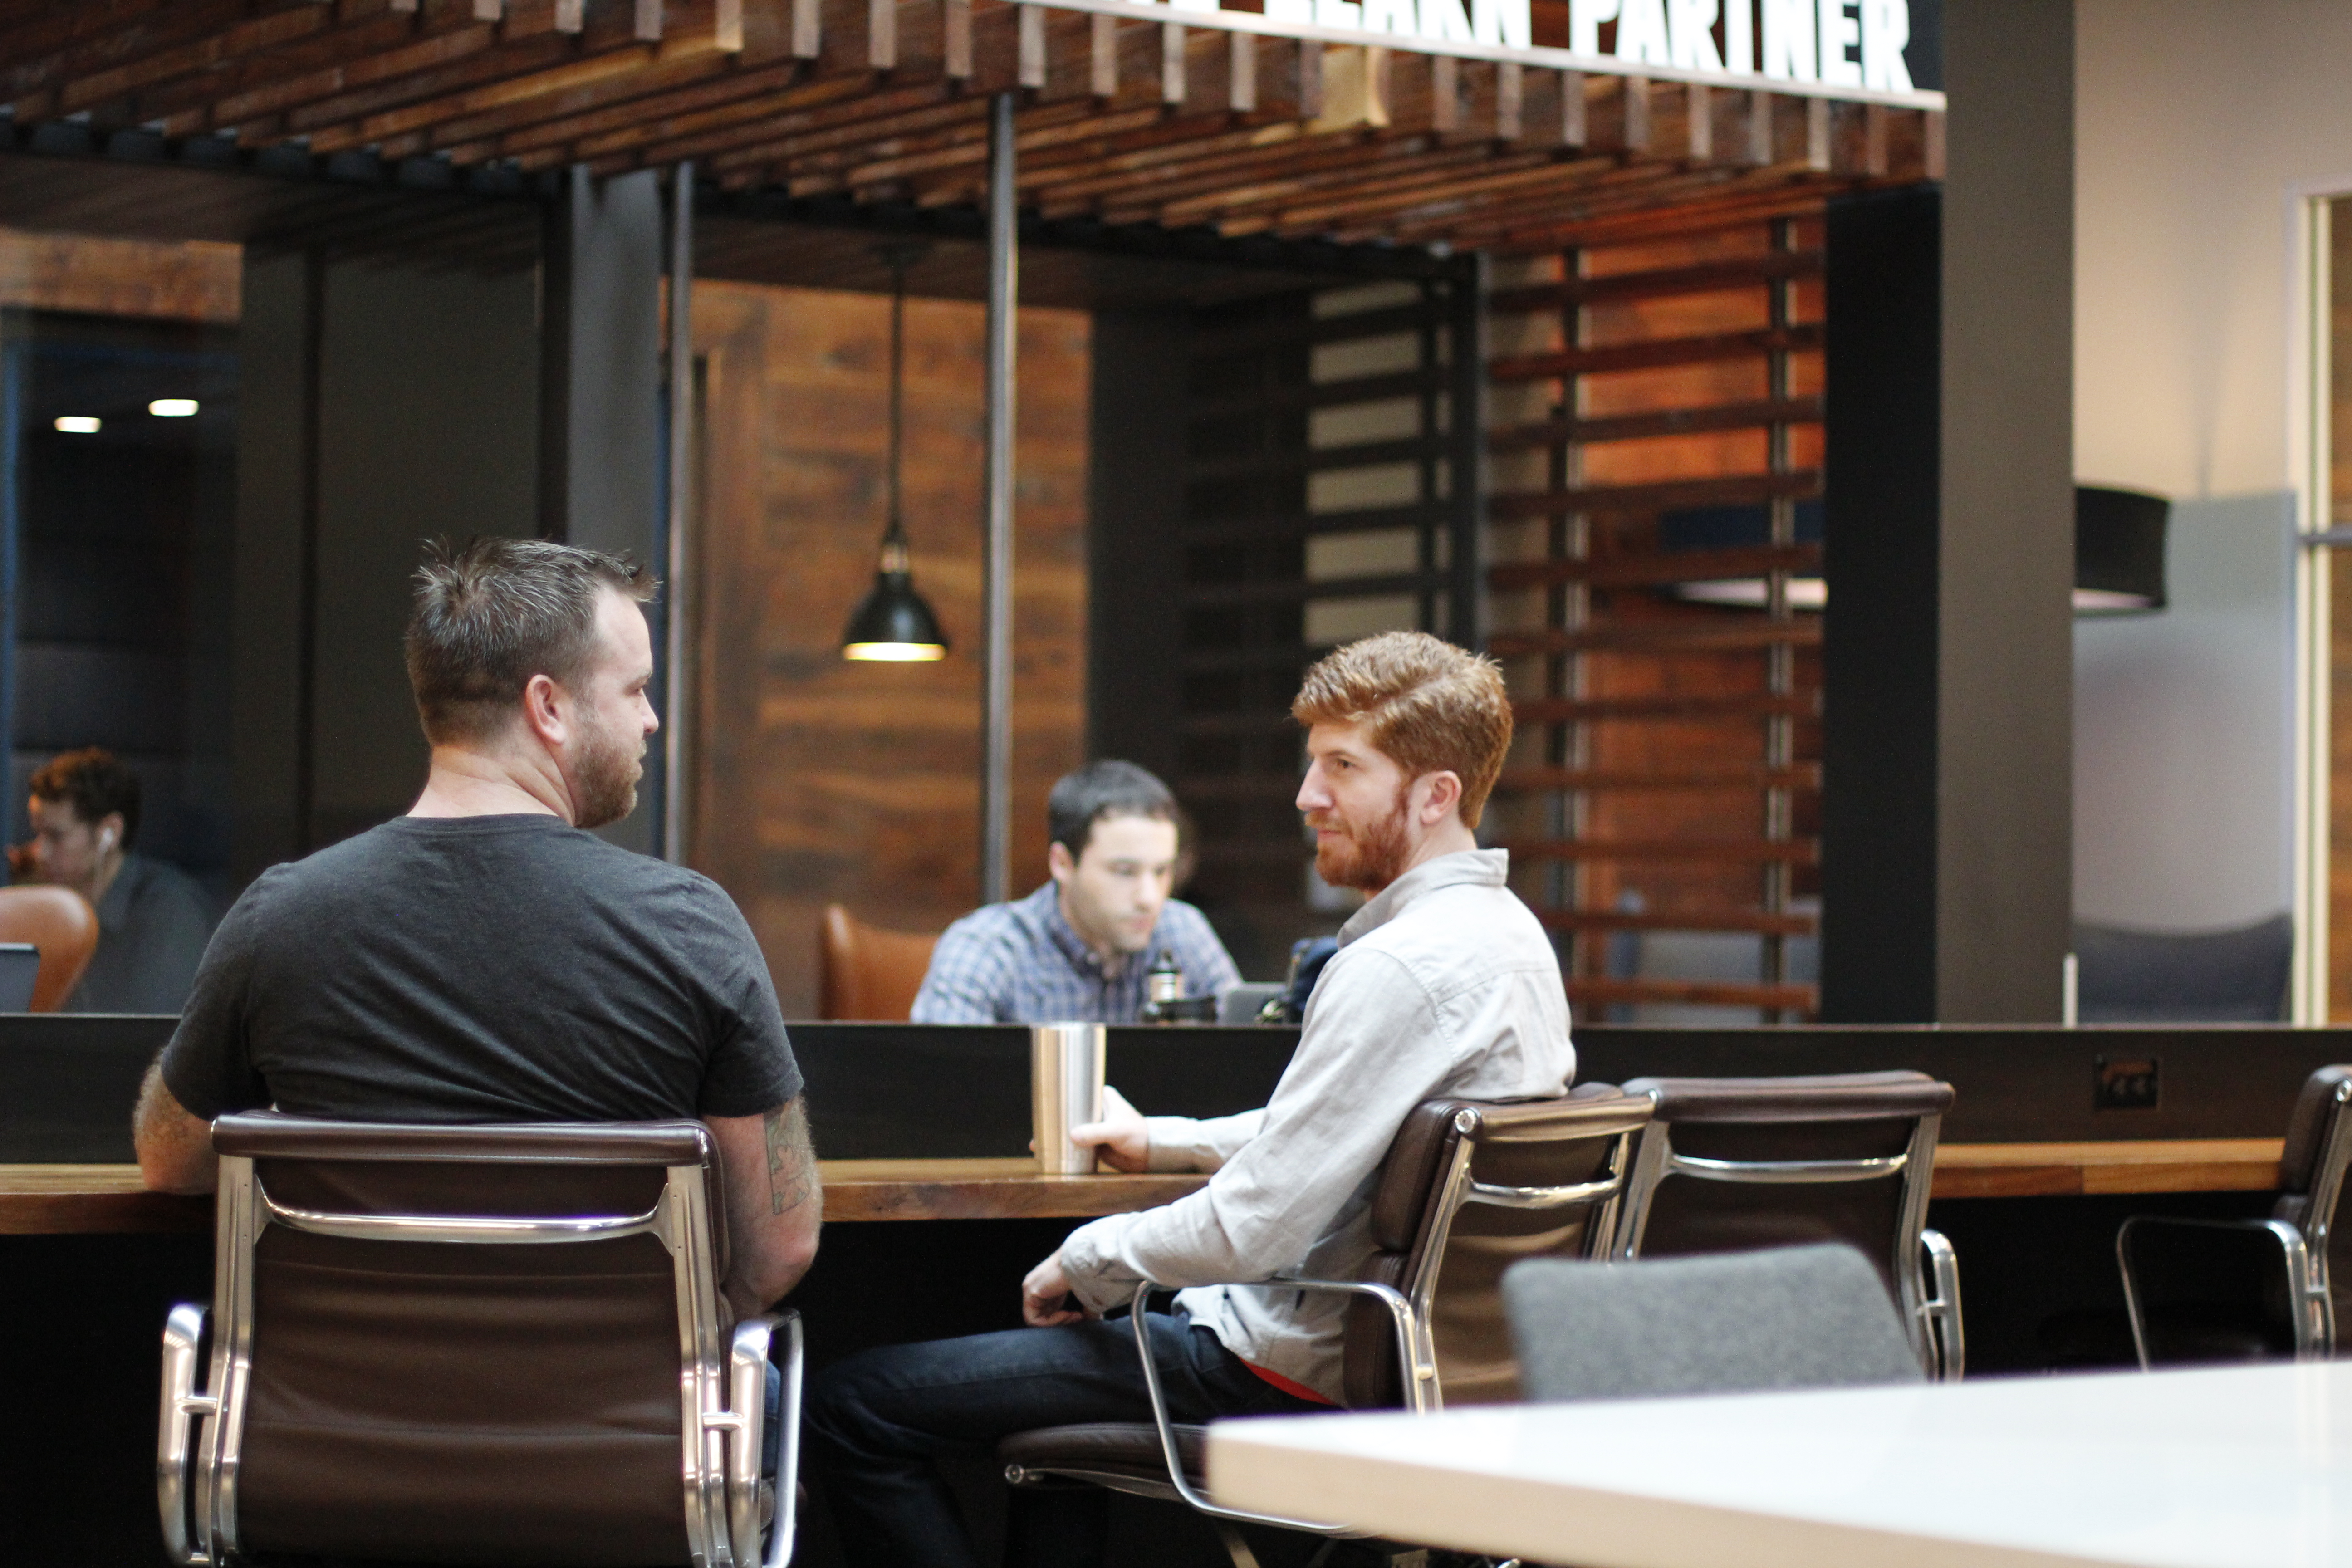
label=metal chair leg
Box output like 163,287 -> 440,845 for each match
1216,1521 -> 1266,1568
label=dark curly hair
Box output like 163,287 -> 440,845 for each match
29,747 -> 141,847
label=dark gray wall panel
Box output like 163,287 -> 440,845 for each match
1822,188 -> 1942,1022
229,251 -> 309,882
1938,0 -> 2075,1020
539,167 -> 663,856
310,261 -> 541,850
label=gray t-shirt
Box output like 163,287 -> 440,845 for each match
65,853 -> 217,1014
161,814 -> 800,1124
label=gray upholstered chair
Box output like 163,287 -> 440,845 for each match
1503,1244 -> 1925,1403
2118,1063 -> 2352,1367
157,1112 -> 798,1568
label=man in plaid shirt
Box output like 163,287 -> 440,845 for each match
910,760 -> 1240,1024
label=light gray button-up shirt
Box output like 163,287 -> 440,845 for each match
1058,847 -> 1574,1402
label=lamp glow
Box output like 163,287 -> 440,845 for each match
53,416 -> 100,434
1675,577 -> 1828,610
148,398 -> 198,417
844,640 -> 951,662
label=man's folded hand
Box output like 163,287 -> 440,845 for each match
1020,1251 -> 1090,1327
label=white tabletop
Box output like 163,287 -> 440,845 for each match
1205,1360 -> 2352,1568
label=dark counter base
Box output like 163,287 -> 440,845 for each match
0,1186 -> 2297,1568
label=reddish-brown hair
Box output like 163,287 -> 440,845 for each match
1291,631 -> 1513,828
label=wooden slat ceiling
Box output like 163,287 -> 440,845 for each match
0,0 -> 1940,254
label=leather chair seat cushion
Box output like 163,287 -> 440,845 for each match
1000,1422 -> 1206,1489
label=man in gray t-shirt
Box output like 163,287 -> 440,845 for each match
134,537 -> 819,1319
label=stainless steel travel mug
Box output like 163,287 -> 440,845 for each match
1031,1022 -> 1106,1175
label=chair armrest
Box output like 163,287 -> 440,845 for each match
157,1303 -> 215,1567
1225,1275 -> 1431,1412
725,1310 -> 803,1568
2117,1215 -> 2315,1368
1122,1281 -> 1364,1536
1918,1228 -> 1963,1382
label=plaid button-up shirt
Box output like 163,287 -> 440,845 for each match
909,882 -> 1242,1024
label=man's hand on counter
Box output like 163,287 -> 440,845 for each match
1021,1251 -> 1089,1327
1071,1085 -> 1150,1173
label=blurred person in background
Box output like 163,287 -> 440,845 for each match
911,760 -> 1239,1024
19,747 -> 214,1013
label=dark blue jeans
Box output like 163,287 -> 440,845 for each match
803,1310 -> 1323,1568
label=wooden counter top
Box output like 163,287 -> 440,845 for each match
1928,1138 -> 2284,1200
0,1159 -> 1211,1235
818,1159 -> 1209,1222
0,1141 -> 2288,1236
0,1164 -> 211,1235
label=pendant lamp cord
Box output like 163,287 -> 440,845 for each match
885,256 -> 906,556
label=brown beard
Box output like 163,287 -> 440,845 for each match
1311,781 -> 1412,892
571,716 -> 642,831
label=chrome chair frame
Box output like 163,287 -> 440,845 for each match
1004,1100 -> 1646,1558
2116,1073 -> 2352,1367
158,1146 -> 799,1568
1611,1105 -> 1964,1381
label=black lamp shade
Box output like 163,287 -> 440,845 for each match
841,567 -> 948,661
2075,485 -> 2168,614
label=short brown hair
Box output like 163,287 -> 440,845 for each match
29,748 -> 141,846
405,536 -> 656,744
1291,631 -> 1513,828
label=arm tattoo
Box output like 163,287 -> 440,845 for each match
763,1099 -> 814,1216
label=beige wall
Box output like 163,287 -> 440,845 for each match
2076,0 -> 2352,497
2070,0 -> 2342,936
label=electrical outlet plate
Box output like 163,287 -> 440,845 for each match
2094,1055 -> 2160,1111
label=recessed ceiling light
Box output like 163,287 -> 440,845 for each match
148,398 -> 198,417
52,416 -> 100,434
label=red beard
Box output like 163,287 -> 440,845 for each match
1309,783 -> 1412,892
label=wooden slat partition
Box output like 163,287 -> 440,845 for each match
0,1 -> 1939,250
1485,215 -> 1829,1023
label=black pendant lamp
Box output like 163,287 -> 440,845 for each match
841,245 -> 949,662
2074,485 -> 2169,615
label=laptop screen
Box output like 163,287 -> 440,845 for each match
0,944 -> 36,1012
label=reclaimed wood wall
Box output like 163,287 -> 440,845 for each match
690,278 -> 1089,1016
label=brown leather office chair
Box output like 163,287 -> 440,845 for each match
997,1085 -> 1654,1564
818,904 -> 938,1020
0,883 -> 98,1010
158,1113 -> 799,1568
2118,1063 -> 2352,1367
1612,1071 -> 1964,1381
